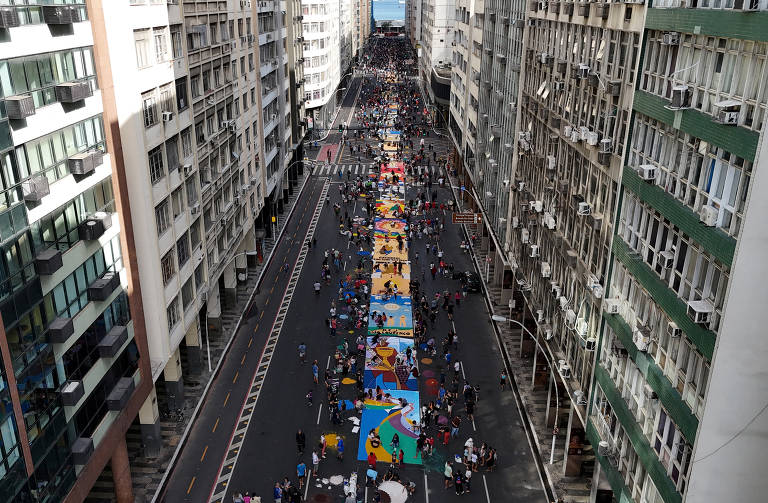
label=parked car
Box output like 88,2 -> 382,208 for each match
454,271 -> 481,292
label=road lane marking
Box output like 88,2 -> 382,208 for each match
260,311 -> 264,320
212,418 -> 219,432
270,285 -> 275,294
248,338 -> 253,347
326,355 -> 331,369
233,371 -> 239,384
241,354 -> 246,365
224,393 -> 230,406
206,180 -> 330,503
483,474 -> 491,502
424,473 -> 429,503
201,445 -> 208,462
187,477 -> 196,494
316,403 -> 323,425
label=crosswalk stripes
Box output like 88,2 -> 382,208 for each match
312,163 -> 443,177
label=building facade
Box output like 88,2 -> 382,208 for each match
300,0 -> 347,131
589,4 -> 768,503
0,2 -> 151,501
417,0 -> 455,111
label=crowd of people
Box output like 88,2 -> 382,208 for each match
244,36 -> 504,503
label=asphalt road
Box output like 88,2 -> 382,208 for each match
161,39 -> 548,503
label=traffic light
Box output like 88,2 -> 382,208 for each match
338,124 -> 344,133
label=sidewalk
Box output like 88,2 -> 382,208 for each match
86,170 -> 312,502
446,171 -> 593,503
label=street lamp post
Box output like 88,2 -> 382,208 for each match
491,314 -> 560,465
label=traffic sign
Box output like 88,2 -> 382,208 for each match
452,212 -> 482,224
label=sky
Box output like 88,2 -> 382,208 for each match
372,0 -> 405,21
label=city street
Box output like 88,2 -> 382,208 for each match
158,37 -> 548,503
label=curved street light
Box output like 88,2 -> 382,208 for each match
491,314 -> 560,465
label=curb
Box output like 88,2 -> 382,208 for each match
151,172 -> 314,503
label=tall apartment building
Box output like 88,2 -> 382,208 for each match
0,2 -> 151,501
94,0 -> 304,466
417,0 -> 455,117
589,5 -> 768,503
407,0 -> 423,48
502,0 -> 648,483
355,0 -> 372,58
301,0 -> 346,130
447,0 -> 482,177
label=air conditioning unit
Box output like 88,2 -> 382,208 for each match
579,126 -> 590,141
0,6 -> 20,28
669,85 -> 691,110
541,262 -> 551,278
659,249 -> 675,269
577,64 -> 590,79
511,216 -> 519,228
558,360 -> 571,378
521,228 -> 530,244
563,125 -> 573,137
662,31 -> 680,46
559,296 -> 569,310
633,328 -> 651,352
699,205 -> 718,227
183,163 -> 193,176
543,212 -> 556,230
565,309 -> 577,326
606,80 -> 621,96
643,384 -> 658,401
599,138 -> 612,153
577,201 -> 591,215
570,129 -> 581,142
603,298 -> 620,314
598,440 -> 614,457
552,81 -> 565,92
667,321 -> 681,338
687,299 -> 714,325
574,389 -> 588,406
5,94 -> 35,120
544,327 -> 554,340
529,244 -> 539,257
534,200 -> 543,213
163,111 -> 174,122
190,203 -> 200,214
637,164 -> 657,181
54,81 -> 92,103
586,132 -> 599,146
713,100 -> 740,125
584,337 -> 597,351
536,310 -> 545,322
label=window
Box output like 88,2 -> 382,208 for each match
175,77 -> 188,111
167,296 -> 180,331
652,409 -> 691,494
161,249 -> 176,285
159,84 -> 174,113
181,128 -> 192,159
170,25 -> 183,59
181,278 -> 195,309
134,29 -> 151,69
170,188 -> 184,220
153,27 -> 169,63
177,232 -> 190,267
142,91 -> 158,128
155,198 -> 170,236
190,75 -> 200,99
148,146 -> 165,184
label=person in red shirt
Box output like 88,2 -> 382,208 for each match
368,451 -> 377,468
